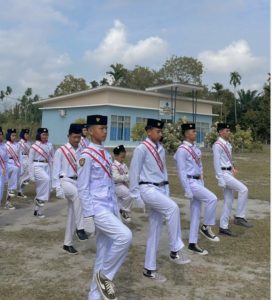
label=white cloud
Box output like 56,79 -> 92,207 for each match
84,20 -> 168,69
198,40 -> 268,91
198,40 -> 264,73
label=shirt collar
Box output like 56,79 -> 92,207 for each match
146,137 -> 160,149
183,140 -> 194,147
218,137 -> 228,144
89,142 -> 104,150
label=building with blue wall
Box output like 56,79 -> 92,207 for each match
36,84 -> 220,146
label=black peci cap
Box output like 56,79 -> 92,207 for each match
145,118 -> 164,130
7,128 -> 16,134
37,128 -> 48,134
181,123 -> 196,132
217,123 -> 230,132
69,123 -> 82,134
87,115 -> 107,126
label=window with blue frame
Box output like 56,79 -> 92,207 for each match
196,122 -> 209,143
110,115 -> 131,141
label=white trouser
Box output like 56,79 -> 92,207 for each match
140,184 -> 184,271
19,156 -> 29,193
189,179 -> 217,244
33,163 -> 50,201
7,161 -> 20,191
220,171 -> 248,229
115,184 -> 133,212
89,208 -> 132,300
61,178 -> 84,246
0,172 -> 5,204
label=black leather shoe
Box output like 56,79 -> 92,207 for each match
63,245 -> 78,255
234,217 -> 253,228
76,229 -> 88,241
219,227 -> 237,237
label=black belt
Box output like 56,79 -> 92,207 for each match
9,157 -> 13,159
59,175 -> 78,180
221,167 -> 232,171
139,181 -> 169,187
34,160 -> 48,163
187,175 -> 201,180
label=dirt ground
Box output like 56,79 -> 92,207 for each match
0,195 -> 269,300
0,149 -> 270,300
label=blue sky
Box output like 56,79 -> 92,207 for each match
0,0 -> 270,98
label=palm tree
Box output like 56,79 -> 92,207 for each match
212,82 -> 224,119
106,63 -> 127,86
100,78 -> 109,86
229,71 -> 241,123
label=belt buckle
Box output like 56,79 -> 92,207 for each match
158,182 -> 164,187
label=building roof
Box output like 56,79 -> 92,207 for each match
35,85 -> 221,107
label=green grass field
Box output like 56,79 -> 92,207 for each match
0,146 -> 270,299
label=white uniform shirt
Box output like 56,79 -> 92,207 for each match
18,139 -> 31,156
52,143 -> 82,189
174,140 -> 203,195
80,136 -> 89,149
112,160 -> 129,185
6,141 -> 22,167
212,137 -> 233,180
29,140 -> 54,178
0,142 -> 8,172
129,137 -> 168,199
77,142 -> 117,217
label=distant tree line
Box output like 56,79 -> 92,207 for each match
0,55 -> 270,143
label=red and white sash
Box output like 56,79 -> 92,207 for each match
31,142 -> 50,162
60,145 -> 77,174
80,137 -> 88,148
142,140 -> 164,173
179,144 -> 201,167
0,152 -> 6,171
215,140 -> 232,165
82,147 -> 111,178
19,140 -> 31,155
6,142 -> 20,167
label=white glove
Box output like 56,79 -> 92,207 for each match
184,191 -> 193,200
56,187 -> 65,199
218,178 -> 226,188
84,216 -> 95,236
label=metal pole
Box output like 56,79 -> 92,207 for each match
170,86 -> 174,123
173,86 -> 177,123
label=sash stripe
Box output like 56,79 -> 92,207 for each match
179,145 -> 201,167
60,145 -> 77,174
142,141 -> 164,173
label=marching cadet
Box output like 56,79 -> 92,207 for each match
213,123 -> 253,237
78,115 -> 132,300
129,118 -> 190,283
174,123 -> 219,256
5,128 -> 22,209
18,128 -> 31,198
29,128 -> 54,218
80,124 -> 89,148
52,123 -> 88,255
112,145 -> 134,223
0,127 -> 8,205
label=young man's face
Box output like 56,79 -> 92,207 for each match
147,127 -> 162,143
10,133 -> 17,142
219,128 -> 231,140
24,133 -> 29,140
185,129 -> 197,142
89,125 -> 107,143
82,128 -> 88,137
68,133 -> 81,148
40,133 -> 48,143
115,151 -> 126,163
